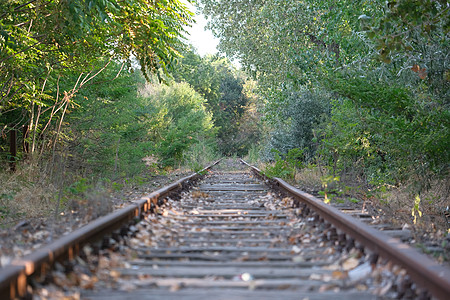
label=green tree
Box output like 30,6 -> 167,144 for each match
1,0 -> 193,164
67,62 -> 151,177
367,0 -> 450,98
140,81 -> 215,168
199,0 -> 449,193
171,49 -> 254,155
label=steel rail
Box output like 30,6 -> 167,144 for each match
240,159 -> 450,300
0,159 -> 221,300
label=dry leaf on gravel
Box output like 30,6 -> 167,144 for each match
309,273 -> 323,280
318,284 -> 340,292
342,257 -> 359,271
332,270 -> 348,279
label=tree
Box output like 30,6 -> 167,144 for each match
170,49 -> 254,155
1,0 -> 193,165
368,0 -> 450,98
199,0 -> 449,192
199,0 -> 383,89
140,81 -> 215,168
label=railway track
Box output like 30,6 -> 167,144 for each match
1,159 -> 449,299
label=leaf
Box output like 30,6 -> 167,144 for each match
341,257 -> 359,271
358,14 -> 371,20
411,64 -> 420,72
418,68 -> 427,80
332,270 -> 348,279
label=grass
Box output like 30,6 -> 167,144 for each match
0,163 -> 57,227
0,149 -> 216,229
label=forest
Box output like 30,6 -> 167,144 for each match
0,0 -> 449,237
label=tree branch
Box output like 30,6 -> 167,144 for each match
0,41 -> 42,65
85,62 -> 126,87
0,0 -> 40,19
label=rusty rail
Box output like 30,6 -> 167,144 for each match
0,159 -> 221,300
240,159 -> 450,300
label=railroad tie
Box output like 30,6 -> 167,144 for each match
82,170 -> 382,300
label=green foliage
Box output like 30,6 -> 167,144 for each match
369,0 -> 449,62
262,88 -> 330,160
1,0 -> 194,165
411,194 -> 422,224
68,178 -> 92,196
183,137 -> 218,172
0,192 -> 15,221
264,148 -> 304,180
200,0 -> 449,200
140,81 -> 215,168
199,0 -> 383,89
68,62 -> 151,177
245,144 -> 262,165
319,175 -> 340,204
170,49 -> 259,156
318,76 -> 449,192
71,71 -> 216,174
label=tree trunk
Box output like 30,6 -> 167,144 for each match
22,125 -> 29,154
9,129 -> 17,172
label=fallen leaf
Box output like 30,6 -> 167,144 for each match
418,68 -> 427,79
323,264 -> 340,271
342,257 -> 359,271
318,284 -> 340,292
110,270 -> 121,278
332,270 -> 348,279
356,283 -> 368,291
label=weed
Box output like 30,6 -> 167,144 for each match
112,182 -> 124,191
183,138 -> 218,172
349,198 -> 359,203
68,178 -> 92,195
245,144 -> 261,164
412,194 -> 423,225
320,174 -> 340,204
264,148 -> 304,180
132,176 -> 146,186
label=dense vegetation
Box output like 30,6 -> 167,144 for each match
1,0 -> 448,229
0,1 -> 256,224
1,0 -> 193,168
200,0 -> 449,198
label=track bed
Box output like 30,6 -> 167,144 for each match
74,171 -> 393,299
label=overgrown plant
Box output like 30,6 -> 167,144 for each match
1,0 -> 194,166
319,174 -> 340,204
140,81 -> 215,168
264,148 -> 304,181
183,137 -> 218,172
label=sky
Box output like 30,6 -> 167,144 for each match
183,2 -> 220,56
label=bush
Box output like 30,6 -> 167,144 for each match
264,148 -> 304,180
318,76 -> 450,192
262,88 -> 330,161
68,63 -> 150,177
140,82 -> 216,168
183,137 -> 218,172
